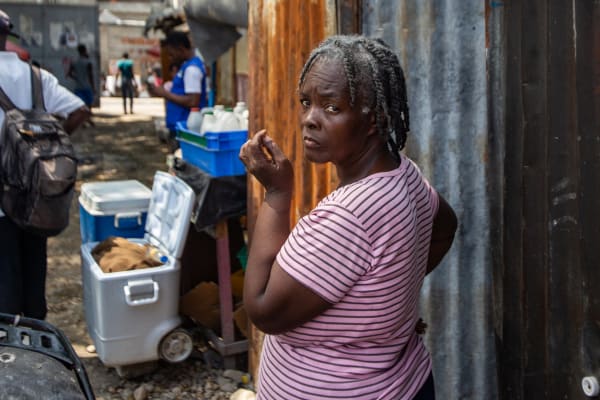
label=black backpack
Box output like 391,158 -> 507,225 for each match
0,65 -> 78,237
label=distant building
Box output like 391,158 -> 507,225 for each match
99,1 -> 164,83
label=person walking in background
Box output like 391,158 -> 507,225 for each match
148,31 -> 208,151
68,44 -> 95,125
116,52 -> 136,114
0,9 -> 89,320
239,35 -> 458,400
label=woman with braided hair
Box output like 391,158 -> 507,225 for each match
239,34 -> 457,400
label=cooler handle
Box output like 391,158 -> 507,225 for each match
114,212 -> 143,229
124,279 -> 159,306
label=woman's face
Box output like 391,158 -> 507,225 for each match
298,58 -> 374,165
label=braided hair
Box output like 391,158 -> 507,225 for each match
298,35 -> 410,158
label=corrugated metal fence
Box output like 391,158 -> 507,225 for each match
247,0 -> 600,398
363,1 -> 497,398
247,0 -> 497,396
364,0 -> 600,398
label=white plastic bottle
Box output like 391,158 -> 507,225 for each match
233,101 -> 248,130
217,108 -> 241,132
186,107 -> 203,133
199,111 -> 217,136
213,104 -> 225,119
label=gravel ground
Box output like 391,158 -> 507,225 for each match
44,98 -> 255,400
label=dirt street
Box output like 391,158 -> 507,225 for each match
44,97 -> 204,397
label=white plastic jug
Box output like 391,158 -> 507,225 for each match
217,109 -> 241,132
213,104 -> 225,118
199,111 -> 217,136
186,107 -> 203,133
233,101 -> 248,130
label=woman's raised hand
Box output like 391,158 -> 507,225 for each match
239,130 -> 294,197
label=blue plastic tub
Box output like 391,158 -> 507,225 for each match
178,139 -> 246,177
175,122 -> 247,177
176,121 -> 247,151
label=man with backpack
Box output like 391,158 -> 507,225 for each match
0,9 -> 89,319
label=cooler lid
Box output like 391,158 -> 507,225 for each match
144,171 -> 195,258
79,180 -> 152,213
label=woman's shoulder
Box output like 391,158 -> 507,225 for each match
321,160 -> 421,215
320,173 -> 398,214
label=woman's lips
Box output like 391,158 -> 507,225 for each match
303,136 -> 320,148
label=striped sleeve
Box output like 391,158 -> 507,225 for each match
408,158 -> 439,221
431,190 -> 440,222
276,202 -> 372,303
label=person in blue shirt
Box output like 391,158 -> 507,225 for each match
116,52 -> 136,114
148,31 -> 208,151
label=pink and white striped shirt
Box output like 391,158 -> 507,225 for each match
259,154 -> 439,400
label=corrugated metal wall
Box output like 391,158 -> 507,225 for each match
248,0 -> 600,398
362,1 -> 497,398
247,0 -> 500,395
0,3 -> 99,92
246,0 -> 337,375
362,1 -> 600,398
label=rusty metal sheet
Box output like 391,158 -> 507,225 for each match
246,0 -> 336,376
248,0 -> 336,230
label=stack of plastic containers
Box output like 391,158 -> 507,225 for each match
177,103 -> 249,177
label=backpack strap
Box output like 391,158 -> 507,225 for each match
0,65 -> 46,112
0,83 -> 17,112
30,65 -> 46,111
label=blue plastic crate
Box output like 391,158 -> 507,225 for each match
178,138 -> 246,177
176,121 -> 247,151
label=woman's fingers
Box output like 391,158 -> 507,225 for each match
240,129 -> 272,165
261,135 -> 287,165
239,130 -> 293,191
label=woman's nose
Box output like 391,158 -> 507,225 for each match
301,106 -> 319,130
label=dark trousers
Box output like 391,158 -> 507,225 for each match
0,216 -> 48,319
121,79 -> 134,112
413,372 -> 435,400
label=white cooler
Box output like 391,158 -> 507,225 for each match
80,171 -> 195,367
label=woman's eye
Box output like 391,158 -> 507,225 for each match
325,104 -> 338,113
300,99 -> 310,108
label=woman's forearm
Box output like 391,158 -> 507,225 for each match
243,192 -> 291,311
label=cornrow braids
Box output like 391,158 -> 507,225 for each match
358,40 -> 389,145
298,35 -> 411,158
